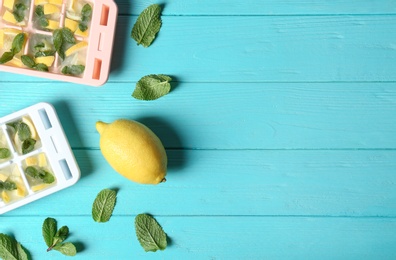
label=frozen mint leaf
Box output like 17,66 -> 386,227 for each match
35,50 -> 55,58
0,148 -> 11,159
13,3 -> 26,23
35,5 -> 44,16
22,138 -> 36,155
61,65 -> 85,76
53,242 -> 76,256
135,214 -> 167,252
42,170 -> 55,184
21,55 -> 36,68
0,180 -> 17,191
0,51 -> 15,64
132,74 -> 171,101
34,63 -> 49,72
0,233 -> 28,260
131,4 -> 162,47
11,33 -> 25,55
92,188 -> 117,223
54,28 -> 76,60
42,217 -> 57,247
17,122 -> 31,141
79,4 -> 92,32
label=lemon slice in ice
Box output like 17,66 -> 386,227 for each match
65,41 -> 87,57
22,116 -> 38,139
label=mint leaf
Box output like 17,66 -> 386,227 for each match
0,180 -> 17,191
22,138 -> 36,155
52,226 -> 68,245
135,214 -> 167,252
42,217 -> 57,247
61,65 -> 85,76
131,4 -> 162,47
79,4 -> 92,32
21,55 -> 36,68
53,242 -> 76,256
34,63 -> 49,72
25,166 -> 55,183
11,33 -> 25,55
13,3 -> 26,23
0,52 -> 15,64
92,188 -> 117,223
53,29 -> 75,60
0,233 -> 28,260
0,148 -> 11,159
132,74 -> 171,101
17,122 -> 31,141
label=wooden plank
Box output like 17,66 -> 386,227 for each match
1,216 -> 395,259
1,16 -> 396,83
121,1 -> 396,15
3,150 -> 396,217
1,82 -> 395,149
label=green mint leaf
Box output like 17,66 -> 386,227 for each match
34,63 -> 49,72
42,217 -> 57,247
26,166 -> 40,179
0,148 -> 11,159
17,122 -> 31,141
7,121 -> 21,131
13,3 -> 26,23
135,214 -> 167,252
39,17 -> 49,27
34,42 -> 45,50
53,242 -> 76,256
11,33 -> 25,55
132,74 -> 172,101
78,4 -> 92,32
22,138 -> 36,155
61,65 -> 85,76
0,233 -> 28,260
131,4 -> 162,47
21,55 -> 36,68
1,180 -> 17,191
53,29 -> 64,60
35,5 -> 44,16
62,28 -> 76,44
92,188 -> 117,223
78,23 -> 88,32
0,51 -> 15,64
52,226 -> 69,246
42,170 -> 55,183
35,50 -> 55,58
81,4 -> 92,18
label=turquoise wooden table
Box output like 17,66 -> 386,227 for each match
1,0 -> 396,259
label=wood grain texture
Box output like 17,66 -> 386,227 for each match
3,150 -> 396,217
1,82 -> 395,149
118,0 -> 396,15
1,216 -> 395,259
1,16 -> 396,83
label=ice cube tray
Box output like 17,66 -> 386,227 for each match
0,102 -> 80,214
0,0 -> 117,86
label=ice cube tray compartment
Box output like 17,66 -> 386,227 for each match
0,102 -> 80,214
0,0 -> 117,86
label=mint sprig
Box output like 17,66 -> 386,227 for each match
12,3 -> 26,23
0,33 -> 25,64
92,188 -> 117,223
26,166 -> 55,184
0,180 -> 17,191
79,4 -> 92,32
0,233 -> 28,260
132,74 -> 172,101
53,28 -> 76,60
135,214 -> 167,252
42,218 -> 76,256
61,65 -> 85,76
131,4 -> 162,47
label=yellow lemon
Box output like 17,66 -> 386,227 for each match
22,116 -> 38,139
96,119 -> 167,184
65,41 -> 87,57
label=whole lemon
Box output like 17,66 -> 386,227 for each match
96,119 -> 167,184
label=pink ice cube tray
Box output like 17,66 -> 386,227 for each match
0,0 -> 117,86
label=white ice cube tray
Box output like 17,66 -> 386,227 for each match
0,102 -> 80,214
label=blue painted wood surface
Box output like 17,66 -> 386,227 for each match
1,0 -> 396,259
